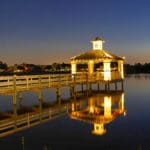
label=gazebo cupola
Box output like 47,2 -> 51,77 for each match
70,37 -> 125,81
91,37 -> 105,50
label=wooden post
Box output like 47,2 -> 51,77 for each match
48,75 -> 51,87
121,80 -> 124,91
26,77 -> 29,89
49,109 -> 51,119
115,82 -> 117,91
56,87 -> 61,105
70,85 -> 76,100
38,89 -> 43,123
86,73 -> 89,96
72,74 -> 76,100
89,82 -> 92,94
105,83 -> 107,91
7,78 -> 10,88
105,83 -> 110,91
18,92 -> 23,109
108,82 -> 110,91
97,83 -> 100,91
39,76 -> 41,88
21,136 -> 25,150
13,75 -> 17,130
81,83 -> 84,93
27,113 -> 30,127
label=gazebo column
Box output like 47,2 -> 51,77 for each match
88,60 -> 94,93
118,60 -> 124,79
71,61 -> 77,74
103,61 -> 111,81
88,60 -> 94,74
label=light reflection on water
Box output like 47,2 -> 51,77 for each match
1,74 -> 150,149
70,92 -> 125,136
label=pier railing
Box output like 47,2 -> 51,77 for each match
0,71 -> 123,94
0,104 -> 69,137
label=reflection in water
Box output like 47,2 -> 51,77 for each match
70,92 -> 126,136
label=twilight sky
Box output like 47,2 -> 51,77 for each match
0,0 -> 150,65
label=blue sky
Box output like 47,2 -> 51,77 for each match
0,0 -> 150,65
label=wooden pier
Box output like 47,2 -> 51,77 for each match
0,72 -> 124,137
0,72 -> 124,94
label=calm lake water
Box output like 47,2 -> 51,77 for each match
1,74 -> 150,150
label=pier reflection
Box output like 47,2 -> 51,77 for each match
70,92 -> 126,135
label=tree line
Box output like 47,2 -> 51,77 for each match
0,62 -> 71,75
124,63 -> 150,74
0,61 -> 150,75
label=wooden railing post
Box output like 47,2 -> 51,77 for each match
7,78 -> 10,88
26,77 -> 29,89
121,80 -> 124,91
38,89 -> 43,123
13,75 -> 17,130
97,82 -> 100,91
70,74 -> 76,100
115,82 -> 117,91
27,113 -> 30,127
48,75 -> 51,87
39,76 -> 41,88
86,73 -> 89,96
18,92 -> 23,109
56,87 -> 61,105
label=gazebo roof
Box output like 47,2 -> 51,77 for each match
70,49 -> 124,61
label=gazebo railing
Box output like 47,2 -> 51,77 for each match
75,71 -> 123,82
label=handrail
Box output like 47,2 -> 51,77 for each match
0,72 -> 123,93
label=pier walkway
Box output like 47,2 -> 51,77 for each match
0,72 -> 124,137
0,72 -> 123,94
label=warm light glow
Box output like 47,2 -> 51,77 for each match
88,60 -> 94,74
118,92 -> 125,114
104,62 -> 111,80
92,123 -> 106,135
69,92 -> 126,136
121,63 -> 124,79
88,97 -> 95,113
121,93 -> 124,111
71,103 -> 75,111
92,41 -> 104,50
71,62 -> 76,74
89,106 -> 94,113
104,96 -> 112,117
118,61 -> 124,79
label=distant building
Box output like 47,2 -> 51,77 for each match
70,37 -> 124,81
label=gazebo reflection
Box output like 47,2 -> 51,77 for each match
70,92 -> 126,135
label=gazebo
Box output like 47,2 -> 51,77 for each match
70,37 -> 124,81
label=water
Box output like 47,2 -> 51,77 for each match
1,74 -> 150,150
